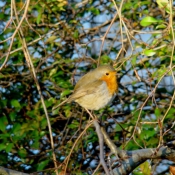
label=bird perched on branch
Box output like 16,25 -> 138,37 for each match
53,65 -> 118,111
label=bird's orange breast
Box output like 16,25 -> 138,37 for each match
100,72 -> 118,95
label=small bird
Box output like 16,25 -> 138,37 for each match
53,65 -> 118,111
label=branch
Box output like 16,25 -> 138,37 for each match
0,166 -> 29,175
102,126 -> 175,174
11,1 -> 58,174
0,0 -> 30,71
101,127 -> 127,159
93,120 -> 110,175
112,146 -> 175,175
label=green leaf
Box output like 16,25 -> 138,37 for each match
0,13 -> 4,20
31,140 -> 40,149
46,36 -> 58,43
45,98 -> 55,108
155,108 -> 161,118
68,120 -> 79,129
152,67 -> 167,81
140,161 -> 151,175
156,0 -> 170,13
40,131 -> 46,137
37,160 -> 50,171
140,16 -> 159,27
89,7 -> 100,15
132,171 -> 144,175
64,105 -> 72,117
27,110 -> 36,119
52,107 -> 59,115
156,24 -> 167,29
147,137 -> 158,146
18,148 -> 27,158
73,30 -> 79,39
0,144 -> 6,151
0,116 -> 8,132
36,7 -> 42,24
6,143 -> 14,153
0,99 -> 7,107
11,99 -> 21,108
57,0 -> 67,11
100,55 -> 111,64
140,128 -> 156,140
115,124 -> 125,132
143,49 -> 156,56
131,56 -> 137,65
49,68 -> 57,77
12,123 -> 21,135
60,89 -> 71,98
41,118 -> 47,129
166,108 -> 175,119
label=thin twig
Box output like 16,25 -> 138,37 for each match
11,1 -> 59,174
93,120 -> 110,175
97,12 -> 119,66
0,0 -> 30,71
124,65 -> 175,148
63,120 -> 94,174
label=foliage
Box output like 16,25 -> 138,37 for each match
0,0 -> 175,174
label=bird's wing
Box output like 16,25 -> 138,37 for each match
68,80 -> 104,101
74,71 -> 95,90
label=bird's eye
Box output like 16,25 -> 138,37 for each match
106,72 -> 109,75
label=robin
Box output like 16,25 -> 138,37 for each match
53,65 -> 118,111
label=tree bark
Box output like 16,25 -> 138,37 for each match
0,166 -> 29,175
